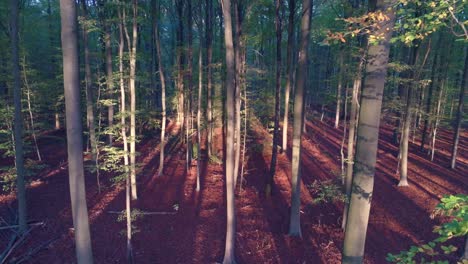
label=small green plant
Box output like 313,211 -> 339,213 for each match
307,179 -> 346,204
117,208 -> 145,236
209,153 -> 222,165
387,194 -> 468,264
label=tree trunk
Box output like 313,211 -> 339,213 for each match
205,0 -> 213,157
342,72 -> 362,229
196,47 -> 202,192
11,0 -> 27,234
122,0 -> 139,200
335,51 -> 344,129
81,0 -> 97,166
267,0 -> 282,197
451,48 -> 467,169
186,0 -> 193,172
154,4 -> 167,177
221,0 -> 236,262
289,0 -> 312,237
59,0 -> 94,261
342,0 -> 395,262
105,22 -> 114,146
118,13 -> 133,261
398,46 -> 419,187
282,0 -> 295,152
176,0 -> 185,127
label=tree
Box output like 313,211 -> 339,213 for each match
221,0 -> 236,262
267,0 -> 282,197
342,0 -> 396,262
154,0 -> 167,177
11,0 -> 27,234
205,0 -> 213,157
289,0 -> 312,237
59,0 -> 93,262
451,47 -> 467,169
282,0 -> 295,152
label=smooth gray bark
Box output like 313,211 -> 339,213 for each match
289,0 -> 312,237
59,0 -> 94,261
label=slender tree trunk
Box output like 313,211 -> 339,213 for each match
11,0 -> 27,234
196,47 -> 202,192
430,81 -> 445,161
22,59 -> 42,161
186,0 -> 193,172
451,48 -> 467,169
154,6 -> 167,177
81,0 -> 97,166
105,23 -> 114,146
282,0 -> 295,152
420,36 -> 441,151
59,0 -> 93,261
118,14 -> 133,261
342,72 -> 362,229
205,0 -> 213,157
289,0 -> 312,237
176,0 -> 185,127
122,0 -> 139,200
221,0 -> 236,262
335,51 -> 344,128
342,0 -> 395,262
267,0 -> 282,197
398,46 -> 419,187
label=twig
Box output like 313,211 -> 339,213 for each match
0,221 -> 44,230
107,211 -> 177,215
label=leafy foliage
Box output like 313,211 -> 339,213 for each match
387,194 -> 468,263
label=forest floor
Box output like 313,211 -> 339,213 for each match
0,114 -> 467,263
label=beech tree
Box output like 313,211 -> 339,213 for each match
342,0 -> 396,262
59,0 -> 93,261
221,0 -> 236,262
289,0 -> 312,237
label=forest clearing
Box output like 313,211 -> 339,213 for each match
0,0 -> 467,263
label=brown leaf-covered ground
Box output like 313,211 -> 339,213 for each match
0,115 -> 466,263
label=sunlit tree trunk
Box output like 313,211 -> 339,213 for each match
105,22 -> 114,145
11,0 -> 27,234
118,12 -> 133,261
196,47 -> 202,191
154,3 -> 167,177
267,0 -> 282,197
398,46 -> 419,187
342,69 -> 362,229
59,0 -> 93,261
335,51 -> 344,129
282,0 -> 295,152
122,0 -> 139,200
451,48 -> 467,169
289,0 -> 312,237
186,0 -> 193,172
175,0 -> 185,127
221,0 -> 236,262
342,0 -> 395,262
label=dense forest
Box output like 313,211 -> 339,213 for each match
0,0 -> 467,263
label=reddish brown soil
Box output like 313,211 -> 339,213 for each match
0,115 -> 466,263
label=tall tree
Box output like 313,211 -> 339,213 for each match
11,0 -> 27,233
267,0 -> 282,197
342,0 -> 396,262
289,0 -> 312,237
118,8 -> 133,260
221,0 -> 236,262
282,0 -> 295,152
154,0 -> 167,177
205,0 -> 213,157
80,0 -> 97,165
59,0 -> 93,262
451,47 -> 467,169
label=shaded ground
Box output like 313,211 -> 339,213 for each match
0,114 -> 466,263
